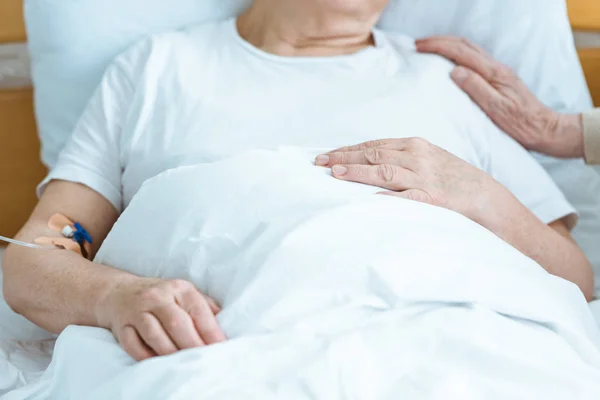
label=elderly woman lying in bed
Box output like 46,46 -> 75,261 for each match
2,0 -> 593,363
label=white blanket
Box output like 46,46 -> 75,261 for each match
3,148 -> 600,399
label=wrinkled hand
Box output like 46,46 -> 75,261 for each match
316,138 -> 507,224
416,36 -> 584,159
97,277 -> 226,362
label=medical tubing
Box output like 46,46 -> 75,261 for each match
0,235 -> 45,250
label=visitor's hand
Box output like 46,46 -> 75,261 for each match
97,276 -> 226,361
316,138 -> 512,225
416,36 -> 584,159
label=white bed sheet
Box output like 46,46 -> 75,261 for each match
3,150 -> 600,399
2,303 -> 599,398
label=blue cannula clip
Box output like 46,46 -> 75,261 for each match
73,222 -> 93,245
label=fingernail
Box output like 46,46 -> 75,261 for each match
332,165 -> 348,176
315,155 -> 329,166
452,67 -> 469,83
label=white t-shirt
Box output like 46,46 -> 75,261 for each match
39,18 -> 575,226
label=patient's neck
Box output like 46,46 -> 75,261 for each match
237,1 -> 383,57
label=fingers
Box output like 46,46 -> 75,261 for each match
331,164 -> 419,192
416,36 -> 502,82
417,36 -> 492,60
113,278 -> 227,362
325,137 -> 431,159
451,67 -> 506,115
328,139 -> 401,154
316,148 -> 417,170
152,304 -> 205,350
119,325 -> 156,362
135,312 -> 179,357
177,289 -> 227,345
203,295 -> 222,315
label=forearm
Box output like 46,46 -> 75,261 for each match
551,113 -> 585,159
582,110 -> 600,165
3,244 -> 135,334
475,186 -> 594,301
548,111 -> 600,165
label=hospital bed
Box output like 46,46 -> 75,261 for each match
2,0 -> 600,397
0,0 -> 598,238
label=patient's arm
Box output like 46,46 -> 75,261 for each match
318,138 -> 594,301
474,188 -> 594,302
3,180 -> 122,331
3,181 -> 226,361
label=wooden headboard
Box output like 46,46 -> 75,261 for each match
0,0 -> 599,237
0,0 -> 46,237
569,0 -> 600,107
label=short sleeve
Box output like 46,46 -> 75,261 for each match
484,123 -> 578,229
37,41 -> 149,212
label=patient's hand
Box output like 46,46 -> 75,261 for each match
317,139 -> 594,300
316,138 -> 504,225
97,277 -> 227,361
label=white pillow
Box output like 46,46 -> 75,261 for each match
25,0 -> 252,169
25,0 -> 592,166
23,0 -> 600,294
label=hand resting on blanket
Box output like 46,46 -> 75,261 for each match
317,137 -> 593,299
97,276 -> 226,361
3,181 -> 226,362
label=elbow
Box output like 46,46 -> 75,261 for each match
565,244 -> 595,303
3,287 -> 23,316
3,283 -> 23,316
579,262 -> 595,303
2,248 -> 26,315
582,281 -> 595,303
582,287 -> 594,303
